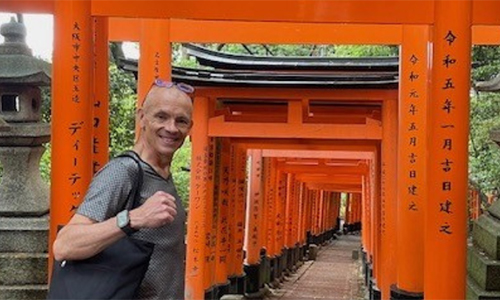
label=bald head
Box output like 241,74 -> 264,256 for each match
142,85 -> 193,114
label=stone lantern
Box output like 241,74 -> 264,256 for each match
0,17 -> 51,216
0,18 -> 51,299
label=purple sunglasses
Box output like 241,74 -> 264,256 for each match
153,78 -> 195,94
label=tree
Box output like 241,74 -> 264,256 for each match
469,46 -> 500,195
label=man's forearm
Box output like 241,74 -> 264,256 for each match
53,217 -> 125,261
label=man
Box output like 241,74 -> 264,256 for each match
52,80 -> 194,299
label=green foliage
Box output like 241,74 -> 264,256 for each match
472,46 -> 500,82
333,45 -> 398,57
40,143 -> 51,183
213,44 -> 322,56
469,92 -> 500,193
469,46 -> 500,194
38,87 -> 52,184
108,63 -> 137,158
171,139 -> 192,207
196,44 -> 397,57
41,86 -> 51,123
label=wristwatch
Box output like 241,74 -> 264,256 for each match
116,210 -> 137,236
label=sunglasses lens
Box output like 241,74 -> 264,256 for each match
154,79 -> 174,88
154,79 -> 194,93
177,83 -> 195,93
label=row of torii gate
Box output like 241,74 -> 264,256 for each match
4,1 -> 500,299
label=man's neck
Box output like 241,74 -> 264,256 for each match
132,144 -> 172,179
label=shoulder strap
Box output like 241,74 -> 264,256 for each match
116,151 -> 144,210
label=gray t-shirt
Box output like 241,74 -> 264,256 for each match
77,153 -> 186,300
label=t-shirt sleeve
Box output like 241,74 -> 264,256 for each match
76,158 -> 137,222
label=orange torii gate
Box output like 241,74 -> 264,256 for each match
189,82 -> 389,300
276,158 -> 368,231
3,1 -> 500,299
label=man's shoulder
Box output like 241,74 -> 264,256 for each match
95,152 -> 141,178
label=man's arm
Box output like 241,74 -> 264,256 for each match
53,191 -> 178,261
52,214 -> 125,261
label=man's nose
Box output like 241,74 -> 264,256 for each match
164,119 -> 179,133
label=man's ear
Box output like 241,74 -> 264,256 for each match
137,108 -> 146,129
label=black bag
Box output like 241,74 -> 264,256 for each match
47,151 -> 154,299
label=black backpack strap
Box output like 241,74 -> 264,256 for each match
116,151 -> 144,210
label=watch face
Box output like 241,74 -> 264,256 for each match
117,210 -> 129,228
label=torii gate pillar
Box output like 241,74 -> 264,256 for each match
49,0 -> 93,264
391,25 -> 430,300
425,1 -> 472,299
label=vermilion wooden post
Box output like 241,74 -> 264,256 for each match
297,181 -> 306,259
91,16 -> 109,174
333,192 -> 341,232
352,193 -> 360,228
204,136 -> 217,298
352,193 -> 358,230
260,157 -> 269,261
50,0 -> 93,268
392,25 -> 430,300
330,192 -> 335,232
276,169 -> 287,277
328,192 -> 334,233
231,145 -> 247,292
264,158 -> 278,282
319,190 -> 326,239
289,174 -> 297,265
215,138 -> 231,295
244,149 -> 264,295
284,173 -> 296,269
362,171 -> 372,261
269,158 -> 279,258
244,149 -> 262,265
137,19 -> 171,107
305,188 -> 313,242
207,138 -> 221,296
345,193 -> 351,230
291,179 -> 301,259
380,98 -> 398,299
328,192 -> 333,233
185,96 -> 214,300
359,191 -> 364,227
314,190 -> 320,241
226,142 -> 238,290
309,190 -> 316,242
319,189 -> 326,241
361,167 -> 373,290
352,192 -> 358,229
317,190 -> 322,241
333,192 -> 339,232
371,151 -> 382,299
350,193 -> 357,231
425,1 -> 472,299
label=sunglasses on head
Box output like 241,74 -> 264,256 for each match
153,78 -> 195,94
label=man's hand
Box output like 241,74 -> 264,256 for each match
129,191 -> 178,229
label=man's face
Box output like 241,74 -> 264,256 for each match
140,88 -> 193,158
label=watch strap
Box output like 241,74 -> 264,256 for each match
121,223 -> 137,236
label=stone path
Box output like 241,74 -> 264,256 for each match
267,234 -> 365,300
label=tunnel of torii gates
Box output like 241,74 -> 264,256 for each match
5,0 -> 500,299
